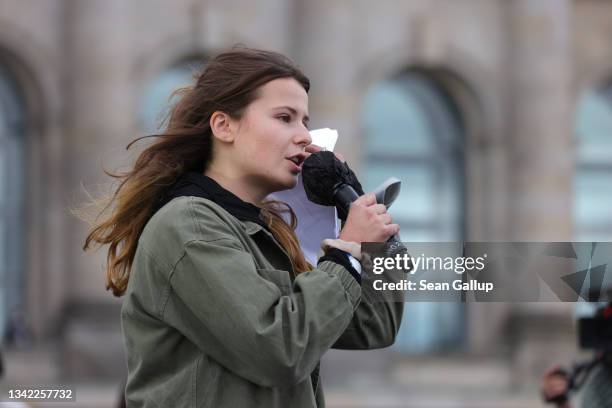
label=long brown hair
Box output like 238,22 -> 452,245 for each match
82,46 -> 313,297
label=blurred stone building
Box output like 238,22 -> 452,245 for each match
1,0 -> 611,406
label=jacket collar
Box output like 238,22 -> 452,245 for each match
155,171 -> 268,229
157,172 -> 294,273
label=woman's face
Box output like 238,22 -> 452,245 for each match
230,77 -> 312,194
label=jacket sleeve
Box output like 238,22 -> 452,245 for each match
331,283 -> 404,349
161,237 -> 361,388
332,257 -> 405,349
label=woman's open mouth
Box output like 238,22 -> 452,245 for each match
286,152 -> 307,173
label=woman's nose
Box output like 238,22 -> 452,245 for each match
295,127 -> 312,147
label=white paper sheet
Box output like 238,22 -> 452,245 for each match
269,176 -> 339,265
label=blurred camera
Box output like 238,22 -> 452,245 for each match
579,288 -> 612,352
578,304 -> 612,351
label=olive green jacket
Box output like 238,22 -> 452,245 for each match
121,196 -> 403,407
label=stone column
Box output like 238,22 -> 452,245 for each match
506,0 -> 573,241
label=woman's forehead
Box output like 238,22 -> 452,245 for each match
255,78 -> 308,112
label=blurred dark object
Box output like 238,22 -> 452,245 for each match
4,308 -> 33,348
302,150 -> 364,220
542,356 -> 604,407
543,297 -> 612,406
566,356 -> 602,398
579,304 -> 612,351
580,286 -> 612,351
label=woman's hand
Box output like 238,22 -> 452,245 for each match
304,144 -> 397,243
339,193 -> 399,243
305,144 -> 345,162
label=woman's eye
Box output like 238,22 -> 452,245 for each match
278,115 -> 291,123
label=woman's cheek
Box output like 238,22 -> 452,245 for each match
250,149 -> 272,164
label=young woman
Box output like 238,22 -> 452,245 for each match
84,47 -> 403,407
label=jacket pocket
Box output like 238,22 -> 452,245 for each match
256,268 -> 293,295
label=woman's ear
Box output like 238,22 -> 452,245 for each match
210,111 -> 235,143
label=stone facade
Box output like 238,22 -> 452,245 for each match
1,0 -> 610,405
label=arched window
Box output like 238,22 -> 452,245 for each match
574,85 -> 612,241
0,63 -> 26,342
362,70 -> 465,353
139,57 -> 205,134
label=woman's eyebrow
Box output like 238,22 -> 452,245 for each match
273,106 -> 310,123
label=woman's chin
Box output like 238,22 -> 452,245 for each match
275,175 -> 298,192
284,176 -> 299,190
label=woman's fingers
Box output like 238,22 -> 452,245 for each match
353,193 -> 376,207
379,213 -> 392,225
339,192 -> 400,243
385,223 -> 400,236
304,144 -> 346,162
305,144 -> 322,154
371,204 -> 387,215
